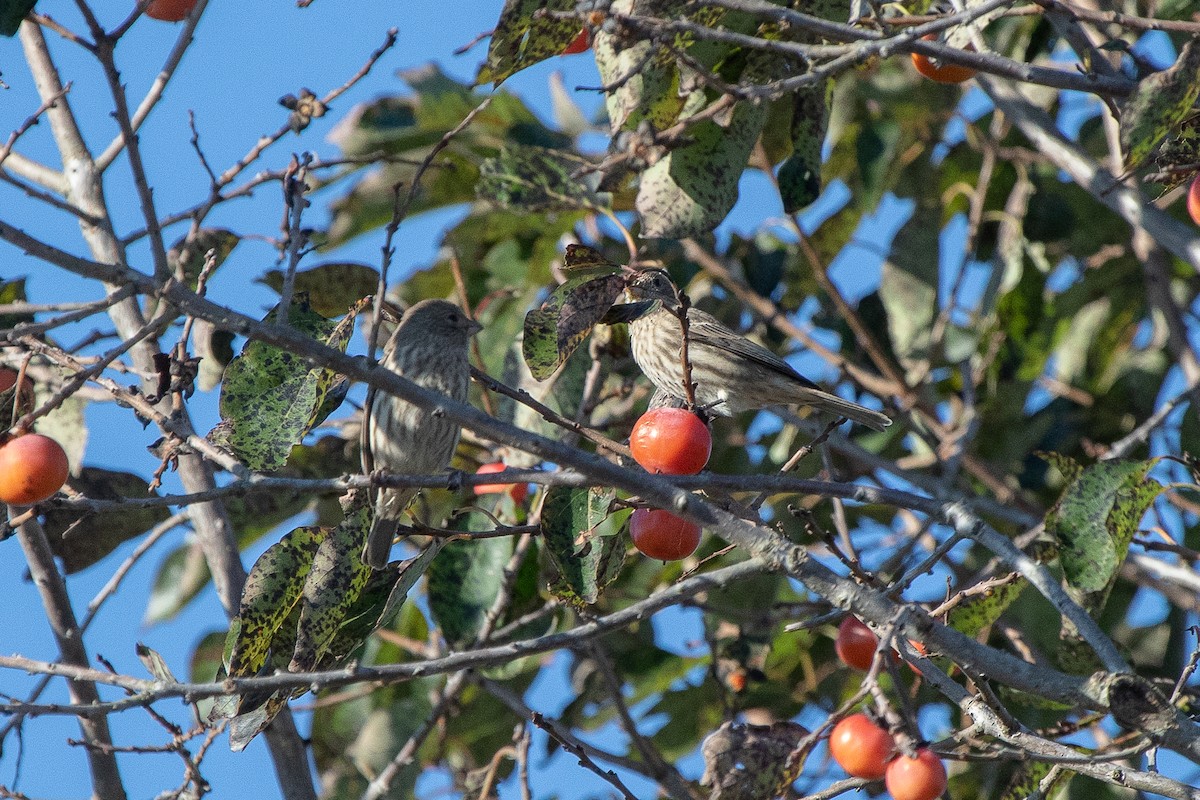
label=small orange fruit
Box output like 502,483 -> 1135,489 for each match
885,748 -> 947,800
835,616 -> 879,671
629,407 -> 711,475
1187,173 -> 1200,226
828,713 -> 895,780
473,462 -> 529,504
0,433 -> 70,505
146,0 -> 198,22
911,34 -> 976,84
629,508 -> 701,561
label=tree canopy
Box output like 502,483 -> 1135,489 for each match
2,1 -> 1200,799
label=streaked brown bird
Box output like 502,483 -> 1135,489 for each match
625,269 -> 891,431
363,299 -> 481,568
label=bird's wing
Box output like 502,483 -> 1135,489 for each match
686,311 -> 823,390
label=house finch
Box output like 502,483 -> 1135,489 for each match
625,269 -> 891,431
363,299 -> 481,568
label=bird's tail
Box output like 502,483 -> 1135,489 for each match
363,517 -> 397,569
798,388 -> 892,432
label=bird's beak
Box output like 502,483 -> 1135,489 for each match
466,318 -> 483,336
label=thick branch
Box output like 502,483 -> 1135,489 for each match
13,513 -> 127,800
16,19 -> 315,799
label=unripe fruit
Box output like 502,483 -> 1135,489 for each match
629,508 -> 701,561
1187,173 -> 1200,226
835,616 -> 879,671
629,407 -> 711,475
828,714 -> 894,780
885,748 -> 947,800
911,34 -> 976,84
0,433 -> 70,505
474,462 -> 529,503
146,0 -> 198,22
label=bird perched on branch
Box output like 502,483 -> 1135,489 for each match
623,269 -> 891,432
363,299 -> 481,568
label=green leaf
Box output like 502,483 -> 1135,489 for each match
852,119 -> 901,211
428,524 -> 514,646
135,643 -> 177,683
166,228 -> 240,288
1045,456 -> 1167,673
189,630 -> 228,724
881,196 -> 940,378
0,0 -> 36,37
1120,38 -> 1200,171
343,698 -> 431,795
0,277 -> 31,329
1156,0 -> 1200,20
218,522 -> 341,750
258,263 -> 380,318
225,525 -> 326,679
944,574 -> 1026,639
778,81 -> 830,214
326,66 -> 569,246
636,90 -> 770,238
43,468 -> 172,574
216,294 -> 351,471
1052,298 -> 1110,386
522,272 -> 626,380
32,388 -> 86,476
1047,457 -> 1163,598
229,694 -> 291,752
195,321 -> 236,392
219,517 -> 442,751
594,20 -> 682,133
541,486 -> 625,605
146,546 -> 209,625
289,507 -> 374,673
1000,759 -> 1072,800
550,71 -> 589,138
482,0 -> 583,86
325,540 -> 445,662
477,145 -> 604,212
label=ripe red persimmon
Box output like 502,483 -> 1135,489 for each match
835,616 -> 879,671
897,639 -> 929,675
629,407 -> 711,475
1187,173 -> 1200,226
473,462 -> 529,503
885,748 -> 947,800
629,508 -> 701,561
0,433 -> 70,505
561,28 -> 591,55
828,714 -> 894,780
911,34 -> 976,84
146,0 -> 198,22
